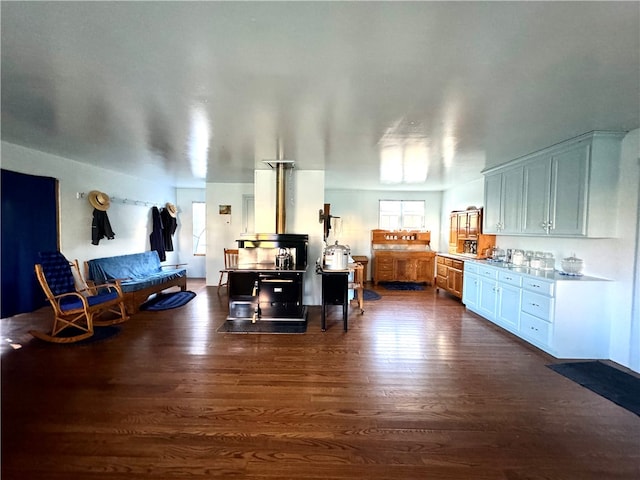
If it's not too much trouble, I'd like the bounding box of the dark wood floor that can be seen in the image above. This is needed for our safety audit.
[2,279,639,479]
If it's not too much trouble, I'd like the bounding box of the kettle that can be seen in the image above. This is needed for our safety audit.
[324,241,350,270]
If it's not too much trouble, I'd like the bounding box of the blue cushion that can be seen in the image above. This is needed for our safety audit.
[87,251,185,293]
[88,251,163,284]
[59,291,119,312]
[118,269,186,293]
[39,251,76,296]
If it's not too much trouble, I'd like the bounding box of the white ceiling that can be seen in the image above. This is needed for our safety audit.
[2,1,639,190]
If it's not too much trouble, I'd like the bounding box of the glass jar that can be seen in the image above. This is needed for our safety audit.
[512,249,525,266]
[530,252,543,270]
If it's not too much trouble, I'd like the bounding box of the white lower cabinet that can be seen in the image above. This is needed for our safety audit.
[478,278,498,320]
[496,270,523,333]
[519,278,554,352]
[519,312,551,346]
[462,260,611,359]
[462,263,479,310]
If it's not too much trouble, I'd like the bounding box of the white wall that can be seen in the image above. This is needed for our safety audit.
[176,188,206,278]
[205,182,254,285]
[1,141,178,268]
[290,170,325,305]
[324,189,443,280]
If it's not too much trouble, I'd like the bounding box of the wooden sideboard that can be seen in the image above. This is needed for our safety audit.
[371,230,435,286]
[436,254,464,299]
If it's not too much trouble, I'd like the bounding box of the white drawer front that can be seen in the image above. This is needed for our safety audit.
[520,312,551,347]
[498,270,522,287]
[522,291,553,322]
[464,262,479,274]
[522,278,554,296]
[478,266,498,279]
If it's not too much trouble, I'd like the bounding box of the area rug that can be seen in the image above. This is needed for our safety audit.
[33,325,121,346]
[140,291,196,311]
[217,320,307,334]
[363,289,381,300]
[379,282,425,291]
[547,361,640,416]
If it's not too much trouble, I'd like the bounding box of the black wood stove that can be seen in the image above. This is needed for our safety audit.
[227,233,309,322]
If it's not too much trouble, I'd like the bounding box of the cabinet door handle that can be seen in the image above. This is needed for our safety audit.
[530,302,540,308]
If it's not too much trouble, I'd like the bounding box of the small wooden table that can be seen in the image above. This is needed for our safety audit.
[351,255,368,282]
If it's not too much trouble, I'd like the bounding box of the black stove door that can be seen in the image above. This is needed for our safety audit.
[258,272,303,317]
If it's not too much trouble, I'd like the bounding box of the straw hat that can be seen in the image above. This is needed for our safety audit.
[88,190,111,211]
[166,202,178,218]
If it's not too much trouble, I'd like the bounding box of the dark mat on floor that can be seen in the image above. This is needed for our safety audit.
[363,289,381,300]
[217,320,307,334]
[379,282,425,291]
[33,325,121,346]
[547,361,640,416]
[140,291,196,311]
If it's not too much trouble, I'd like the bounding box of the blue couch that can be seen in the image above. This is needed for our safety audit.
[86,251,187,313]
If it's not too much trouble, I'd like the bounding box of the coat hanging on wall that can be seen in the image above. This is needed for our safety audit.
[150,206,166,261]
[160,203,178,252]
[89,190,115,245]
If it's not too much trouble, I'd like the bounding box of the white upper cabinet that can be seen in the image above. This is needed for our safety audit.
[483,166,523,234]
[483,131,624,237]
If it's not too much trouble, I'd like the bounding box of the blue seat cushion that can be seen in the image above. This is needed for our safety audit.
[118,269,186,293]
[59,291,119,312]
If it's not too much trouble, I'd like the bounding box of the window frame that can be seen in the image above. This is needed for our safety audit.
[378,200,425,230]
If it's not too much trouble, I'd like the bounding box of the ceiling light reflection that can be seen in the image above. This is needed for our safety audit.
[380,145,403,183]
[188,106,210,179]
[379,142,428,184]
[403,142,428,183]
[442,136,457,167]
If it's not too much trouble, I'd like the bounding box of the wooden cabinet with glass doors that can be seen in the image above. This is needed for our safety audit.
[448,208,495,256]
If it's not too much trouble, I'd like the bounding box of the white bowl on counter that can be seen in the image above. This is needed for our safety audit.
[561,255,584,275]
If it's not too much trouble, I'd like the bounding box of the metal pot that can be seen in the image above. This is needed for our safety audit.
[275,248,293,269]
[324,241,350,270]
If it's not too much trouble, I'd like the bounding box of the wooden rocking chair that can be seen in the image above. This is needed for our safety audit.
[30,251,129,343]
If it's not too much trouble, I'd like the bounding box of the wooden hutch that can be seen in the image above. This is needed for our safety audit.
[371,230,435,286]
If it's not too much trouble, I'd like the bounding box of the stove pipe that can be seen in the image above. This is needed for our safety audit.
[264,141,294,235]
[276,160,286,234]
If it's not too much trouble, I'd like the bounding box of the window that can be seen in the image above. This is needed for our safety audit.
[192,202,206,255]
[379,200,425,230]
